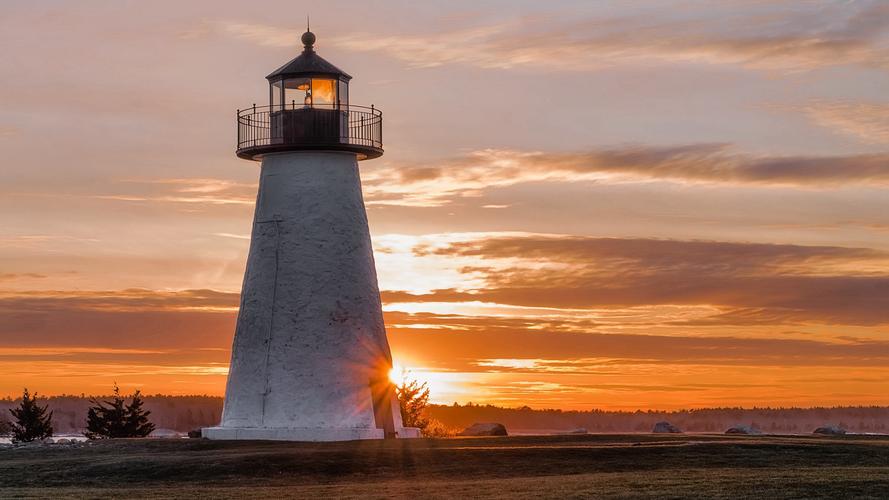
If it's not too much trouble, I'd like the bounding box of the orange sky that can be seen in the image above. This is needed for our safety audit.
[1,1,888,409]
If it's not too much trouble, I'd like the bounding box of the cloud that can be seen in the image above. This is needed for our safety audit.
[0,126,20,138]
[362,146,889,206]
[0,273,47,282]
[2,284,888,403]
[791,100,889,145]
[0,289,240,314]
[215,21,300,48]
[0,289,239,350]
[213,232,251,240]
[101,178,257,206]
[2,287,887,372]
[430,236,887,272]
[387,235,889,325]
[389,329,889,369]
[25,146,887,210]
[215,3,889,73]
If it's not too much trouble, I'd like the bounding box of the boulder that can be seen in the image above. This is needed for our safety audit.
[725,425,762,435]
[813,425,847,435]
[150,428,181,438]
[652,421,682,433]
[457,422,508,437]
[555,428,588,435]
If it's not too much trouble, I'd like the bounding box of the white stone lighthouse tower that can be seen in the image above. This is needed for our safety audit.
[203,29,417,441]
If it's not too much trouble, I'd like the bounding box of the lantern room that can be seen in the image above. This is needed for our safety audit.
[267,31,350,110]
[235,29,383,161]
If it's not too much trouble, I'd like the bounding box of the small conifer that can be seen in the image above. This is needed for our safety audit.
[85,384,155,439]
[9,388,54,443]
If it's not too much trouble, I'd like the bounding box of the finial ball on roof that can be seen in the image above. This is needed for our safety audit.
[302,31,316,48]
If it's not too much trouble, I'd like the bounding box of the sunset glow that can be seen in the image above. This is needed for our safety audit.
[2,1,888,410]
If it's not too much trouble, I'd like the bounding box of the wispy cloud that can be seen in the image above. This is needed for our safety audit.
[97,178,257,206]
[792,100,889,145]
[55,145,889,211]
[0,289,240,314]
[212,232,250,240]
[389,321,889,370]
[0,272,47,282]
[0,289,239,351]
[0,126,20,138]
[388,234,889,326]
[214,21,300,47]
[363,146,889,206]
[215,3,889,73]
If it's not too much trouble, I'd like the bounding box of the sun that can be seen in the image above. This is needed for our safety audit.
[388,362,404,385]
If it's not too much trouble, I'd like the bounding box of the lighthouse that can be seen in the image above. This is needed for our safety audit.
[203,28,418,441]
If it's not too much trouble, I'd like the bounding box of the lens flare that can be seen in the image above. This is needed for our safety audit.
[389,362,403,385]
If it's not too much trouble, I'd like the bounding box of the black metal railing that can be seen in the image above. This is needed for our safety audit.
[237,103,382,157]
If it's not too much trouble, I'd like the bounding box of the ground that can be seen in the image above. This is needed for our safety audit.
[1,434,888,498]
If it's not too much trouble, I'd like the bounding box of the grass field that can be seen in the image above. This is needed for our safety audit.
[2,434,888,498]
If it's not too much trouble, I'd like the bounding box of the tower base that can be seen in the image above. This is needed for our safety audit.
[201,426,421,441]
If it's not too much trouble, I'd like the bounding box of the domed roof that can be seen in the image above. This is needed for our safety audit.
[266,30,352,81]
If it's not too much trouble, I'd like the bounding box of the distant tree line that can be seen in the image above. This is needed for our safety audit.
[3,389,888,439]
[426,403,889,434]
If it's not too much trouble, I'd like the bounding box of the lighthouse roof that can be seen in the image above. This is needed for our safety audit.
[266,30,352,81]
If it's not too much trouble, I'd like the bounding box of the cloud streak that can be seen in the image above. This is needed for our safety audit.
[793,100,889,145]
[216,3,889,73]
[30,146,887,210]
[391,235,889,325]
[363,146,889,206]
[2,288,887,368]
[105,178,257,206]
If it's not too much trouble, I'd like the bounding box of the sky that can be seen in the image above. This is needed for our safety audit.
[1,0,888,410]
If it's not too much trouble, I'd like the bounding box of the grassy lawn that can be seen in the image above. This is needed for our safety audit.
[1,434,888,498]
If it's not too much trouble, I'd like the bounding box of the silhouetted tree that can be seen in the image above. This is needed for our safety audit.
[85,385,126,439]
[85,384,154,439]
[395,375,443,436]
[9,388,53,443]
[124,390,155,437]
[396,377,430,430]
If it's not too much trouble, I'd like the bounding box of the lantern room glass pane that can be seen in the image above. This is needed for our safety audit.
[283,78,311,108]
[312,78,336,107]
[337,80,349,108]
[270,80,283,109]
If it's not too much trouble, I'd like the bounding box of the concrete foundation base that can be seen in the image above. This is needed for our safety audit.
[202,426,422,441]
[398,427,422,438]
[202,426,383,441]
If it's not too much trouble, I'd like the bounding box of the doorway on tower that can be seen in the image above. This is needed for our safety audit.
[369,375,397,438]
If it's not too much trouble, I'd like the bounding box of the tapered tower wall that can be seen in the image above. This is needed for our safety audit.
[204,151,412,441]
